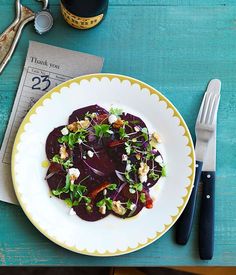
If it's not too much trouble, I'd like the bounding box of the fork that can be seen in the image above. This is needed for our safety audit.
[176,88,220,245]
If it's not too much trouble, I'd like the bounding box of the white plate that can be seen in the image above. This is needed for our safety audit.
[12,74,195,256]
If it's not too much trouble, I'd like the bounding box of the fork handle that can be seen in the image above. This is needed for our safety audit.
[199,171,215,260]
[176,160,203,245]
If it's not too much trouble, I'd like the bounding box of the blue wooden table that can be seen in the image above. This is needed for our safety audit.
[0,0,236,266]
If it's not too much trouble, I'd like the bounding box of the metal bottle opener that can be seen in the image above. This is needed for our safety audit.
[0,0,51,74]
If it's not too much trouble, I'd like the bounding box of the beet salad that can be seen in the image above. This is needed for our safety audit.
[45,104,166,221]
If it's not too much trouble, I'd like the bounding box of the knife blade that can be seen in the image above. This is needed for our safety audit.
[199,79,221,260]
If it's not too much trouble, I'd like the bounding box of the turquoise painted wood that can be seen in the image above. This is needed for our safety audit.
[0,0,236,266]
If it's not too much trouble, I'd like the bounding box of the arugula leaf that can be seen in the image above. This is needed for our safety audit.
[107,184,117,190]
[140,193,146,203]
[109,107,123,116]
[161,165,167,177]
[94,124,111,138]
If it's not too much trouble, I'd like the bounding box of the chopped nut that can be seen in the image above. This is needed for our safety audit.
[113,119,124,129]
[138,162,150,176]
[135,153,141,160]
[112,201,127,216]
[77,118,90,129]
[67,122,78,132]
[59,144,68,160]
[150,132,161,148]
[67,119,90,132]
[99,204,106,215]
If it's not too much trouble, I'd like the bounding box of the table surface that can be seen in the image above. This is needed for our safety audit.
[0,0,236,267]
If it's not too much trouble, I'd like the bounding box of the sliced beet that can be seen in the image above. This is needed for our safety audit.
[69,104,108,124]
[46,126,65,160]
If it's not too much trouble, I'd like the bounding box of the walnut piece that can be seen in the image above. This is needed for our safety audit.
[112,201,126,216]
[113,119,124,129]
[59,144,68,160]
[138,162,150,176]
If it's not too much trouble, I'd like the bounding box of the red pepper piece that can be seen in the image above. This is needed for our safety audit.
[88,182,111,200]
[96,114,109,124]
[108,140,125,148]
[143,190,153,209]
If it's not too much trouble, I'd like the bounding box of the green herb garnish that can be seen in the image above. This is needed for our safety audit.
[94,124,111,138]
[161,165,167,177]
[119,127,129,139]
[107,184,117,190]
[51,155,73,169]
[140,193,146,203]
[96,197,113,210]
[109,107,123,117]
[149,170,160,181]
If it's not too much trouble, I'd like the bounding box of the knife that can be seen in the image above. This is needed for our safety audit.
[199,80,221,260]
[176,79,221,246]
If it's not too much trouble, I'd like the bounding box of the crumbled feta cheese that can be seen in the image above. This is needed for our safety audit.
[108,114,118,124]
[87,150,94,158]
[139,174,148,183]
[103,189,107,196]
[134,126,140,132]
[126,163,132,171]
[68,168,80,183]
[99,204,106,215]
[106,130,114,134]
[122,154,128,161]
[112,201,126,216]
[78,138,83,144]
[154,155,163,164]
[69,208,76,216]
[61,127,69,135]
[83,156,87,159]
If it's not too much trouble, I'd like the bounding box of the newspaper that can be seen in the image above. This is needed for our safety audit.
[0,41,104,204]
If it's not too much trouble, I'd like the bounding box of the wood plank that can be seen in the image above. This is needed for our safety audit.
[0,1,236,266]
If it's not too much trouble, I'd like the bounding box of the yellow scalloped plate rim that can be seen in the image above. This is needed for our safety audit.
[11,73,195,256]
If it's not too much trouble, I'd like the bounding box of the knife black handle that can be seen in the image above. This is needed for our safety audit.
[176,160,203,245]
[199,171,215,260]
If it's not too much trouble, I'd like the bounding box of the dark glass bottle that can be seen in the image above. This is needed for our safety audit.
[61,0,109,29]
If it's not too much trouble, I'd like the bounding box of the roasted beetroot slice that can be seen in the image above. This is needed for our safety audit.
[69,104,108,124]
[111,185,144,219]
[46,169,66,192]
[121,113,147,134]
[73,193,111,222]
[46,126,65,160]
[144,152,163,188]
